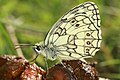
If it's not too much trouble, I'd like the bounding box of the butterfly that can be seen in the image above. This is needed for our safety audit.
[33,1,102,61]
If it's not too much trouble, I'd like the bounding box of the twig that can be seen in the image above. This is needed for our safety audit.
[5,23,25,58]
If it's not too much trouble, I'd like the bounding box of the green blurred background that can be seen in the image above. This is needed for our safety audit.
[0,0,120,79]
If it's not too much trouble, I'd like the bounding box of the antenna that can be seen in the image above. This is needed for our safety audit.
[15,44,34,49]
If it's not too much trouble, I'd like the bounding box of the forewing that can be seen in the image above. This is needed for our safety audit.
[44,2,102,59]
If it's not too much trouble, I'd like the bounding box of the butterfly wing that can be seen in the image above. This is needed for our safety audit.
[44,2,102,60]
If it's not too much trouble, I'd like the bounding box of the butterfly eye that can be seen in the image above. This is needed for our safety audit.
[35,45,40,51]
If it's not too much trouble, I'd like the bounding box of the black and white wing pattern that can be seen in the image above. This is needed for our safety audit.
[44,2,102,60]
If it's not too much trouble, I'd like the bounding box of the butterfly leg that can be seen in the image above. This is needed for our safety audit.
[57,56,66,68]
[29,53,39,62]
[44,57,48,71]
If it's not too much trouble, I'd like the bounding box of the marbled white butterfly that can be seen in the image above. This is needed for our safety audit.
[33,1,102,61]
